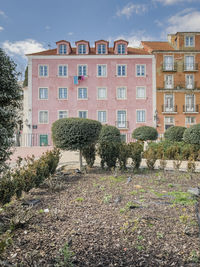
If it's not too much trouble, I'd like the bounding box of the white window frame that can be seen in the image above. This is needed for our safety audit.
[116,87,127,100]
[38,87,48,100]
[97,110,107,123]
[185,55,195,71]
[185,94,195,112]
[38,65,48,77]
[38,110,49,124]
[185,116,196,126]
[163,55,174,71]
[116,110,127,128]
[78,87,88,100]
[77,64,87,76]
[116,64,127,77]
[164,116,174,131]
[97,44,106,54]
[185,74,194,89]
[185,35,195,47]
[58,64,68,77]
[117,44,125,54]
[97,87,107,100]
[164,93,174,112]
[59,44,67,54]
[58,110,68,119]
[78,44,86,54]
[97,64,107,77]
[78,110,88,118]
[136,109,146,123]
[164,75,173,89]
[58,87,68,100]
[136,86,146,99]
[136,64,146,77]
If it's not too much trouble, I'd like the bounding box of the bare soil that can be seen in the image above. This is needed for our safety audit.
[1,168,200,266]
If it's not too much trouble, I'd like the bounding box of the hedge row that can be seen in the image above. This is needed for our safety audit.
[0,148,60,205]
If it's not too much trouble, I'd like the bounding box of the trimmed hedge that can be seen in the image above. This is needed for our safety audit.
[128,142,143,169]
[132,126,158,141]
[183,124,200,145]
[164,126,186,142]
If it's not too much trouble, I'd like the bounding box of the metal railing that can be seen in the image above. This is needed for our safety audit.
[183,105,199,113]
[162,63,177,71]
[13,133,52,147]
[115,121,129,129]
[162,105,177,113]
[184,63,198,71]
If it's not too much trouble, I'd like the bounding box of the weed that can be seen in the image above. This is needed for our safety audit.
[179,214,189,224]
[139,189,146,193]
[168,183,174,188]
[136,244,144,251]
[120,208,126,214]
[137,235,144,240]
[74,197,84,202]
[103,194,112,203]
[55,243,74,267]
[156,232,164,239]
[189,250,200,263]
[129,190,138,195]
[168,191,196,206]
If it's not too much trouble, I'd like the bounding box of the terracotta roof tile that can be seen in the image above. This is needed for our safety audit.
[141,41,174,51]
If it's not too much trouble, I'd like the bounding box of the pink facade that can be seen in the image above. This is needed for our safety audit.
[26,40,156,145]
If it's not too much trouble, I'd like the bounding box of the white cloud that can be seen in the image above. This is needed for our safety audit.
[0,26,4,32]
[45,25,51,31]
[116,3,147,19]
[0,10,7,18]
[2,39,46,58]
[68,32,74,36]
[165,8,200,34]
[154,0,194,5]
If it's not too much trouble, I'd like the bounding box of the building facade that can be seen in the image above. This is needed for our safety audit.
[24,39,156,146]
[142,32,200,134]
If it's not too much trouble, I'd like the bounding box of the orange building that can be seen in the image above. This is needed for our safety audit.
[142,32,200,135]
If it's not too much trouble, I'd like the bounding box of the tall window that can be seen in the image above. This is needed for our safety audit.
[97,65,107,77]
[136,87,146,99]
[117,110,127,128]
[97,44,106,54]
[58,65,67,77]
[117,65,126,76]
[78,88,87,99]
[39,65,48,77]
[164,94,174,112]
[79,111,87,118]
[97,87,107,100]
[136,110,146,123]
[39,111,48,124]
[136,65,145,76]
[59,44,67,54]
[98,111,107,123]
[39,88,48,99]
[117,44,125,54]
[165,75,173,89]
[78,44,86,54]
[117,87,126,99]
[164,116,174,130]
[78,65,87,76]
[58,110,68,119]
[164,56,173,71]
[185,94,195,112]
[185,36,194,47]
[58,88,67,99]
[185,56,194,70]
[186,74,194,89]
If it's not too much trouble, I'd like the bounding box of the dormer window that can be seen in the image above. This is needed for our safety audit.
[59,44,67,54]
[118,44,125,54]
[185,36,194,47]
[98,44,106,54]
[78,44,86,54]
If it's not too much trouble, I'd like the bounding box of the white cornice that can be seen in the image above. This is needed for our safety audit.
[27,55,154,60]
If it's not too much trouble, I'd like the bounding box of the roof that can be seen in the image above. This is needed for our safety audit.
[141,41,174,51]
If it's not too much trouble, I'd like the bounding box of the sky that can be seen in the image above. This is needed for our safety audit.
[1,0,200,78]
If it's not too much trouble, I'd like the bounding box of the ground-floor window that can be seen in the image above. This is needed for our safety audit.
[164,116,174,130]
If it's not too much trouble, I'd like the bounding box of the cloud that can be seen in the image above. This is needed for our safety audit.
[154,0,194,5]
[116,3,147,19]
[2,39,46,58]
[0,10,7,18]
[165,8,200,34]
[45,25,51,31]
[68,32,74,36]
[0,26,4,32]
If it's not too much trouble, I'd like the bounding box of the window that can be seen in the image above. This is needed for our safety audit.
[39,88,48,99]
[185,94,195,112]
[117,65,126,76]
[117,87,126,99]
[186,116,196,125]
[98,111,107,123]
[78,44,86,54]
[186,74,194,89]
[136,65,145,76]
[185,56,195,71]
[97,44,106,54]
[164,56,173,71]
[185,36,194,47]
[97,65,107,77]
[164,116,174,130]
[58,110,68,119]
[165,75,173,89]
[78,65,87,76]
[78,88,87,99]
[58,88,67,99]
[59,44,67,54]
[164,94,174,112]
[58,65,67,77]
[117,44,125,54]
[136,110,146,123]
[79,111,87,118]
[136,87,146,99]
[97,87,107,100]
[39,111,48,124]
[117,110,127,128]
[39,65,48,77]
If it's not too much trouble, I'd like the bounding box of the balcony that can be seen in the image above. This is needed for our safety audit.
[115,121,129,129]
[162,63,177,72]
[183,63,198,72]
[159,81,198,91]
[162,105,177,113]
[183,105,199,113]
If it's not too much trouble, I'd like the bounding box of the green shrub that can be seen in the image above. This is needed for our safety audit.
[183,124,200,145]
[0,173,15,205]
[164,126,186,142]
[143,146,157,170]
[98,125,121,169]
[166,144,181,160]
[128,142,143,170]
[118,142,130,170]
[132,126,158,141]
[82,144,96,168]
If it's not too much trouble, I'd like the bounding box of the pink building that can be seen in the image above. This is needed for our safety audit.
[24,39,156,146]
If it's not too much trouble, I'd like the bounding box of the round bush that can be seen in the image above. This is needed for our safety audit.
[132,126,158,141]
[164,126,186,142]
[183,124,200,145]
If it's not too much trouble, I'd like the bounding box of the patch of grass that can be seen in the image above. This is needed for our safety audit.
[103,194,112,203]
[179,214,189,224]
[168,183,174,188]
[136,244,144,251]
[109,175,126,183]
[189,250,200,263]
[139,189,146,193]
[74,197,84,202]
[168,191,196,206]
[156,232,164,239]
[137,235,144,241]
[129,190,138,196]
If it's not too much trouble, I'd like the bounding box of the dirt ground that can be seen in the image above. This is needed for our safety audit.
[1,167,200,267]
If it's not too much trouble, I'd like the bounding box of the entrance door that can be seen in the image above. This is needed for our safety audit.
[40,134,48,146]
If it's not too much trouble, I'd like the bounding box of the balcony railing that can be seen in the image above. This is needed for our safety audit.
[183,105,199,113]
[162,105,177,113]
[161,81,198,90]
[184,63,198,71]
[162,63,177,72]
[115,121,129,129]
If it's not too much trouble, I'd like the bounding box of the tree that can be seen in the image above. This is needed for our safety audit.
[0,48,22,173]
[52,118,102,168]
[132,126,158,141]
[164,126,186,142]
[23,66,28,87]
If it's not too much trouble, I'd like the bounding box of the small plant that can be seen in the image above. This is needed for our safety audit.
[103,194,112,203]
[187,155,196,173]
[156,232,164,239]
[74,197,84,202]
[128,142,143,170]
[118,142,130,170]
[179,214,189,224]
[188,250,200,263]
[55,243,74,267]
[144,147,157,170]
